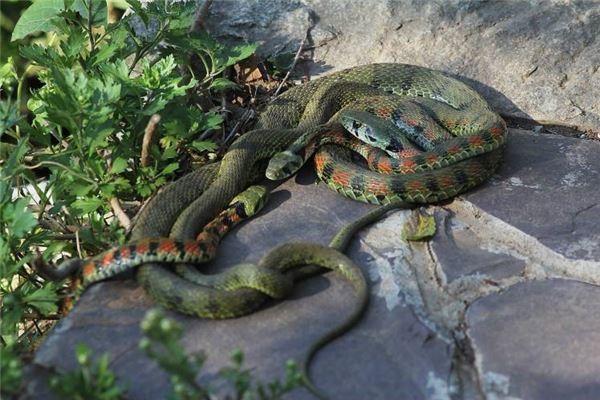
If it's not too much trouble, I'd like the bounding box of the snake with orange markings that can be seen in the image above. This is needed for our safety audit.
[37,63,506,399]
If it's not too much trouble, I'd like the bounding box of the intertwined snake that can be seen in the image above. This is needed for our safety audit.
[38,63,506,398]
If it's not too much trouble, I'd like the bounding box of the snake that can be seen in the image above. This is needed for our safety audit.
[37,63,506,398]
[133,63,505,317]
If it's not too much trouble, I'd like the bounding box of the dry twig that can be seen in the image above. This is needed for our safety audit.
[272,12,317,98]
[110,197,131,230]
[141,114,161,167]
[223,109,256,145]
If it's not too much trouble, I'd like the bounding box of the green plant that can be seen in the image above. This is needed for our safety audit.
[0,344,24,398]
[139,308,304,400]
[1,1,306,397]
[1,0,255,351]
[48,343,126,400]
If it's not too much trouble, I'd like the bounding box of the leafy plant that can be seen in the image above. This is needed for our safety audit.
[1,0,256,351]
[48,343,126,400]
[0,344,24,398]
[139,308,304,400]
[0,1,303,397]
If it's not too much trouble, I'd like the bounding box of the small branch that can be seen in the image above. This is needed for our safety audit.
[110,197,132,231]
[223,109,255,145]
[47,234,77,241]
[24,161,97,185]
[23,312,61,321]
[272,22,314,98]
[141,114,161,167]
[75,230,82,259]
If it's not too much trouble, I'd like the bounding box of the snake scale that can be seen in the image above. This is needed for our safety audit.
[38,63,506,398]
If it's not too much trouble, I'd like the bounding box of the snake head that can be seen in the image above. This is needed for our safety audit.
[265,151,304,181]
[230,185,269,217]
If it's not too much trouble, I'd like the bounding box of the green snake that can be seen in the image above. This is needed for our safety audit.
[37,63,506,398]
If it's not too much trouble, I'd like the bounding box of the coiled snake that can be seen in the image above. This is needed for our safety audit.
[38,63,506,398]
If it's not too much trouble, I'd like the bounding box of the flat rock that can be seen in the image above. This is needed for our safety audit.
[28,129,600,399]
[207,0,600,133]
[468,280,600,400]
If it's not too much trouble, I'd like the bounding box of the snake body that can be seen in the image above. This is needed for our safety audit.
[38,63,506,399]
[134,63,505,317]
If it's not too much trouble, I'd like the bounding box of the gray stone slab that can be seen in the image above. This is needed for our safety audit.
[430,209,526,282]
[28,168,451,399]
[28,128,600,400]
[467,279,600,400]
[465,130,600,260]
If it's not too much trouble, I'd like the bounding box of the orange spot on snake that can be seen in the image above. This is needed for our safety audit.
[120,247,131,259]
[158,240,177,253]
[490,126,504,137]
[136,241,149,255]
[407,180,425,191]
[101,251,114,266]
[82,262,97,277]
[332,170,351,186]
[447,145,462,154]
[401,159,417,173]
[426,153,439,163]
[367,179,388,193]
[468,136,485,146]
[378,157,393,174]
[184,241,200,255]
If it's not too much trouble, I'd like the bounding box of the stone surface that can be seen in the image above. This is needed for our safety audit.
[28,129,600,399]
[206,0,600,133]
[468,280,600,400]
[464,131,600,260]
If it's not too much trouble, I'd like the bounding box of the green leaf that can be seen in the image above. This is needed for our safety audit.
[70,182,95,196]
[191,140,218,153]
[0,99,22,134]
[160,162,179,176]
[208,77,238,92]
[70,0,108,26]
[402,211,437,241]
[11,0,64,41]
[19,45,61,68]
[23,284,59,315]
[202,112,224,130]
[4,198,37,238]
[72,197,103,213]
[219,43,258,69]
[110,157,128,174]
[0,57,18,88]
[0,139,29,203]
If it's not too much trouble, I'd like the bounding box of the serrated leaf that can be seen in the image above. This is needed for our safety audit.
[11,0,64,41]
[19,44,61,67]
[5,198,37,238]
[202,112,224,130]
[110,157,128,174]
[402,211,437,241]
[208,77,239,92]
[72,197,104,213]
[23,284,59,315]
[70,0,108,26]
[0,99,22,134]
[160,162,179,176]
[70,182,95,196]
[220,43,257,69]
[0,57,18,88]
[191,140,218,153]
